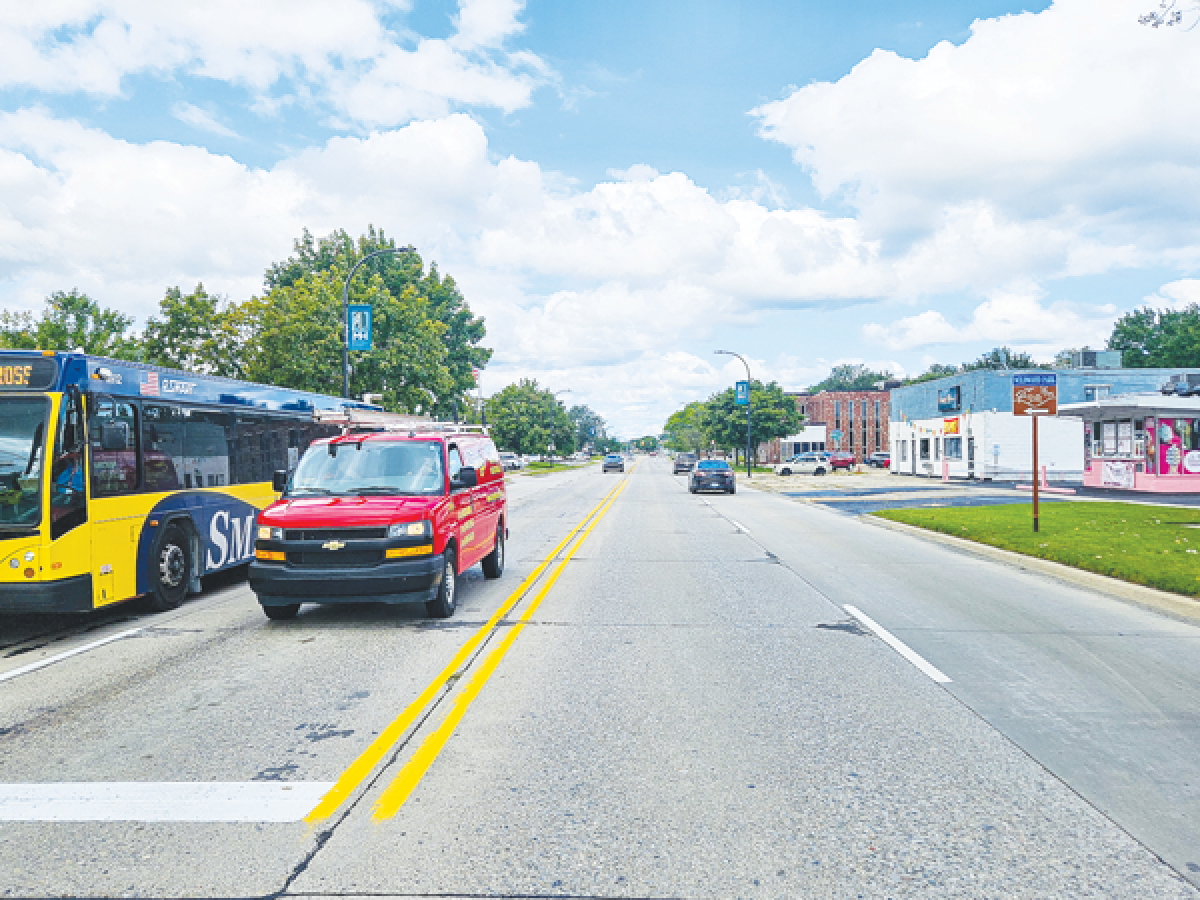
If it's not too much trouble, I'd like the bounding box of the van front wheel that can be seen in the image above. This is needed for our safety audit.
[427,548,457,618]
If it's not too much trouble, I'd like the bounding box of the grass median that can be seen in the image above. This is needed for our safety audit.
[522,460,592,476]
[875,501,1200,597]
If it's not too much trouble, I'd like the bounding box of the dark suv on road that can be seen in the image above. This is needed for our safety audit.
[689,459,735,494]
[673,452,697,474]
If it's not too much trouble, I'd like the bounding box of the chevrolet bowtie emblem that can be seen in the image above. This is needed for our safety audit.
[322,540,346,551]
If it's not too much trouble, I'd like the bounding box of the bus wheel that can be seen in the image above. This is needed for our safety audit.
[426,547,456,618]
[147,524,190,612]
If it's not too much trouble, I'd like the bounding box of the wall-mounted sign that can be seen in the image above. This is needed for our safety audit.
[943,417,959,435]
[348,305,373,351]
[1013,373,1057,416]
[937,385,961,412]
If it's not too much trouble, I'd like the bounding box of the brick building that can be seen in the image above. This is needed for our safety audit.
[764,389,892,464]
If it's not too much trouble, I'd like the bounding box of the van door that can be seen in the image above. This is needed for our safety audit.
[446,443,478,570]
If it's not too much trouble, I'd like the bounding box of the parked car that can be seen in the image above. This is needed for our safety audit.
[866,452,891,468]
[499,451,522,471]
[673,452,697,474]
[773,453,827,476]
[829,451,857,471]
[249,427,507,621]
[689,459,735,494]
[602,453,625,473]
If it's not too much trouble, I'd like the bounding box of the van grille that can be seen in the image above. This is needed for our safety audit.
[287,550,382,568]
[284,527,387,541]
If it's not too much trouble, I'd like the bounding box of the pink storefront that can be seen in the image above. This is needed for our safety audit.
[1061,394,1200,492]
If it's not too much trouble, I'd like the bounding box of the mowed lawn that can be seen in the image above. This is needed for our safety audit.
[875,501,1200,597]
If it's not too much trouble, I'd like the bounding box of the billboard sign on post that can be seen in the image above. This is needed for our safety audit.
[348,305,372,351]
[735,380,749,405]
[1012,373,1057,416]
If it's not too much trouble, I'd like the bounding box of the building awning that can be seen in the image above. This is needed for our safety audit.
[1059,393,1200,419]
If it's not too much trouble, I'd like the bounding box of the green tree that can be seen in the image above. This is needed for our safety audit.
[663,401,708,453]
[234,269,452,412]
[264,227,491,415]
[904,363,959,385]
[1107,305,1200,367]
[568,404,608,450]
[0,310,37,349]
[961,346,1046,370]
[809,363,893,392]
[30,289,138,358]
[141,284,242,375]
[700,380,802,463]
[485,379,574,456]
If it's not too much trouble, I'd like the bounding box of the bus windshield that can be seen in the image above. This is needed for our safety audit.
[290,439,445,496]
[0,396,49,529]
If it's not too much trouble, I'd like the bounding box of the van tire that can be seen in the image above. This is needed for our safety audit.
[427,547,457,618]
[482,522,504,579]
[145,524,190,612]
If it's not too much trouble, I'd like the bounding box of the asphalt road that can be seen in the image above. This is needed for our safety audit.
[1,458,1198,898]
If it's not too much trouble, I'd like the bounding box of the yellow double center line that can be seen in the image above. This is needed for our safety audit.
[305,469,632,825]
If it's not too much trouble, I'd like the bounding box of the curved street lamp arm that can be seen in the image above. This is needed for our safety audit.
[341,245,416,399]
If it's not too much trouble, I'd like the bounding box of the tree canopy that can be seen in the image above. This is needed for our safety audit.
[2,227,492,416]
[1107,305,1200,367]
[809,363,893,392]
[485,379,575,456]
[663,381,801,460]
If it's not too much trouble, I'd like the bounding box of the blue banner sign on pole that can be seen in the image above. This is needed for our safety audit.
[348,305,373,351]
[735,380,749,405]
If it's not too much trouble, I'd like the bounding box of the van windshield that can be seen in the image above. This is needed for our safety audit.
[289,440,445,496]
[0,397,49,529]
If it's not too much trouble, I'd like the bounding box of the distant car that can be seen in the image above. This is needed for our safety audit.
[499,451,522,471]
[602,454,625,473]
[773,453,827,476]
[866,452,891,468]
[829,451,856,471]
[689,459,735,494]
[673,452,697,474]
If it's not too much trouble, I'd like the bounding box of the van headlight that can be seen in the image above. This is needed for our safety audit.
[257,526,283,541]
[389,520,432,539]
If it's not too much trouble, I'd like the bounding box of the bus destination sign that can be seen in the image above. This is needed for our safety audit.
[0,356,59,391]
[1012,373,1057,416]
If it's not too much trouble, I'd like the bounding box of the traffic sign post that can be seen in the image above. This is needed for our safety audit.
[1013,375,1057,532]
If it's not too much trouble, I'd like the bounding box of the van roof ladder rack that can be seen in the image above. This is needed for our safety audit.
[314,408,490,435]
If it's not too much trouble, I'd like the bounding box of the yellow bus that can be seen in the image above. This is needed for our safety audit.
[0,351,369,613]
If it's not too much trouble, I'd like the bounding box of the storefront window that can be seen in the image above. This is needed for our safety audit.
[919,438,930,460]
[945,437,963,459]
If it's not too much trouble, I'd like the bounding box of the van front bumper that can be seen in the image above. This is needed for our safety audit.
[248,554,444,606]
[0,575,93,613]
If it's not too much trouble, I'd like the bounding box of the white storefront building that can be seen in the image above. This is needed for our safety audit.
[889,411,1084,483]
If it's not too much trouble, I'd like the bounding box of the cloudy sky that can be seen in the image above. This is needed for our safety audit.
[2,0,1198,436]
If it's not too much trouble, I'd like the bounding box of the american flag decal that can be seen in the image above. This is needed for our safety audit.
[141,372,159,396]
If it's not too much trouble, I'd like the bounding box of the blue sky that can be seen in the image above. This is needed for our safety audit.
[1,0,1197,436]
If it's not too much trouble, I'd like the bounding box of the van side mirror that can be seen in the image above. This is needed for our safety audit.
[452,466,478,489]
[273,470,289,493]
[101,422,129,451]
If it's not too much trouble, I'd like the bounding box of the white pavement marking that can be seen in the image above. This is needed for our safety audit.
[729,519,750,534]
[843,605,952,684]
[0,627,142,685]
[0,783,335,822]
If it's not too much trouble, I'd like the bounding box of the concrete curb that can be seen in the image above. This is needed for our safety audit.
[863,513,1200,627]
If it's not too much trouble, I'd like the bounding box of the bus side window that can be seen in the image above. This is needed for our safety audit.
[89,398,140,497]
[142,404,185,491]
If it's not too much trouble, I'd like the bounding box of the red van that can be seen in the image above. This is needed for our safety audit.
[248,426,506,620]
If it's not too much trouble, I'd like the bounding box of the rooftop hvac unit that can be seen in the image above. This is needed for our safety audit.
[1070,350,1121,369]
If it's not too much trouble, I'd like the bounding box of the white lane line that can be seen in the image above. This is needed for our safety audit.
[729,519,750,534]
[843,605,952,684]
[0,627,142,685]
[0,782,335,822]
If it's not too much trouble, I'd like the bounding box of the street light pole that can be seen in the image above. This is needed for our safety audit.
[341,245,415,399]
[715,350,753,479]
